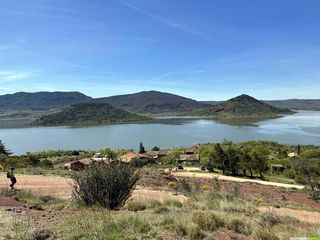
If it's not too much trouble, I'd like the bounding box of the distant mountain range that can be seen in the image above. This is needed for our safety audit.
[92,90,209,114]
[0,90,318,125]
[196,94,293,119]
[204,99,320,111]
[0,91,91,110]
[34,103,150,126]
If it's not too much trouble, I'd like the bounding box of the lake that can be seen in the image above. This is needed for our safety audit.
[0,111,320,155]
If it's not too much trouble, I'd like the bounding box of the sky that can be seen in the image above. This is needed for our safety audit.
[0,0,320,100]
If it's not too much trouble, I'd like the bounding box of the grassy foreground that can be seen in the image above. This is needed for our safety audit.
[1,184,319,240]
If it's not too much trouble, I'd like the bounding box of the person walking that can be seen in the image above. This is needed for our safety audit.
[7,167,17,189]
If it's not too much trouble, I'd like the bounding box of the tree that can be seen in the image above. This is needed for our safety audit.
[0,140,11,157]
[224,146,241,176]
[250,146,269,178]
[139,142,146,154]
[209,143,227,173]
[293,158,320,200]
[151,146,160,151]
[297,144,301,155]
[239,146,254,177]
[26,154,40,167]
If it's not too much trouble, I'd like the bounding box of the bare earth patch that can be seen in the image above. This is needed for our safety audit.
[259,206,320,225]
[0,174,186,203]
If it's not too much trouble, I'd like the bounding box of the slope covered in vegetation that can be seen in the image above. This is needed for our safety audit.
[34,103,151,126]
[195,94,293,119]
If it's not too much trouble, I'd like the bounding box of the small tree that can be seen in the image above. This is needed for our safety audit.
[250,146,269,179]
[151,146,160,151]
[293,158,320,200]
[139,142,146,154]
[0,140,11,157]
[71,162,139,209]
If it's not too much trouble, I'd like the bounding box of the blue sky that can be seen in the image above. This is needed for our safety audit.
[0,0,320,100]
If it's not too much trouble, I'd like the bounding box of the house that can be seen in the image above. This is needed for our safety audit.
[185,148,195,155]
[271,164,285,173]
[119,152,137,163]
[119,152,150,163]
[70,158,92,171]
[179,154,200,165]
[288,152,299,158]
[145,150,169,159]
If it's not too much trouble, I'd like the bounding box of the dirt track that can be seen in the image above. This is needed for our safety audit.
[0,174,187,202]
[259,206,320,225]
[172,170,304,189]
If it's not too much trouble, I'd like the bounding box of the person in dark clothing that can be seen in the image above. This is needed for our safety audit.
[8,167,17,189]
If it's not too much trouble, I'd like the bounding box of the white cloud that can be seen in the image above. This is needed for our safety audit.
[118,1,204,38]
[0,71,40,82]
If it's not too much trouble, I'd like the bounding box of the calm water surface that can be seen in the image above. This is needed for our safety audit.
[0,111,319,155]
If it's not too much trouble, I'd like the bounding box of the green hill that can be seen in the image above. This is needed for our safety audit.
[93,90,209,114]
[34,103,151,126]
[195,94,294,119]
[0,91,92,110]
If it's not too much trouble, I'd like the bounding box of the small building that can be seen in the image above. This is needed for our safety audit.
[70,158,92,171]
[119,152,137,163]
[288,152,299,158]
[185,149,195,155]
[179,154,200,165]
[145,150,169,159]
[270,164,285,174]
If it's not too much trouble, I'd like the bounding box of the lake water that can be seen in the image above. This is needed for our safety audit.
[0,111,320,155]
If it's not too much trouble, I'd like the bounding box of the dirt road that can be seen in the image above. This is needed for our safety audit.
[172,170,304,189]
[0,174,186,202]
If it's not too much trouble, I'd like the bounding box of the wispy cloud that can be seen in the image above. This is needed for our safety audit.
[118,1,204,38]
[0,71,40,82]
[150,72,174,82]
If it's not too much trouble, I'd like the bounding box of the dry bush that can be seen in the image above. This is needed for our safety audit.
[71,162,139,209]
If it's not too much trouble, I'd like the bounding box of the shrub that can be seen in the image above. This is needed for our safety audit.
[130,157,155,168]
[200,184,210,191]
[39,159,53,168]
[187,224,204,240]
[254,228,279,240]
[127,202,146,211]
[30,228,52,240]
[260,212,282,226]
[177,179,192,195]
[227,218,252,235]
[167,182,177,188]
[71,162,139,210]
[163,200,183,208]
[283,168,295,179]
[146,200,162,208]
[174,223,187,236]
[153,206,170,214]
[192,212,225,231]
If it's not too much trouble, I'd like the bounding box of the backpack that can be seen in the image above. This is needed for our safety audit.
[6,171,11,178]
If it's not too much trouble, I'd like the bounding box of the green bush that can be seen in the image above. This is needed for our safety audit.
[260,212,282,226]
[192,212,225,231]
[71,162,139,209]
[39,159,53,168]
[163,200,183,208]
[130,157,155,168]
[283,168,295,179]
[254,228,279,240]
[227,218,252,235]
[153,206,170,214]
[188,224,204,240]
